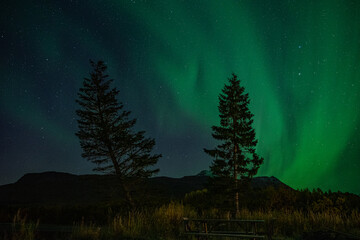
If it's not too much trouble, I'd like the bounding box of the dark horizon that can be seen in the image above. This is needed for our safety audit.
[1,0,359,194]
[1,170,358,197]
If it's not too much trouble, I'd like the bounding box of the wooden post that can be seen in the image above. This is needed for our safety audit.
[183,218,189,232]
[267,218,275,240]
[252,222,257,240]
[203,220,208,240]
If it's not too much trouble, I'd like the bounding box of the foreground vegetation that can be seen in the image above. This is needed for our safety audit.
[2,200,360,240]
[1,184,360,239]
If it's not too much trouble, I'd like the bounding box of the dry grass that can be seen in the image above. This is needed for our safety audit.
[107,201,197,239]
[4,209,39,240]
[6,204,360,240]
[233,208,360,238]
[71,218,101,240]
[69,202,196,239]
[69,203,360,239]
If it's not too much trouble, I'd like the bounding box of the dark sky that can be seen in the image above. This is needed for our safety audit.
[1,0,360,194]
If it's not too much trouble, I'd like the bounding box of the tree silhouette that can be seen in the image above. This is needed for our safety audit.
[204,73,263,215]
[75,60,161,207]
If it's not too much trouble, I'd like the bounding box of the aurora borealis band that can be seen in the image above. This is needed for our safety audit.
[0,0,359,193]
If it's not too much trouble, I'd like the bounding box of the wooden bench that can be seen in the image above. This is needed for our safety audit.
[182,218,274,240]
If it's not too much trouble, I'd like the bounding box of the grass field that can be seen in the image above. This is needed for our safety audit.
[3,202,360,240]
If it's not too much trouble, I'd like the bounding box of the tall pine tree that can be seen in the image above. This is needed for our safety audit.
[76,60,161,207]
[204,73,263,215]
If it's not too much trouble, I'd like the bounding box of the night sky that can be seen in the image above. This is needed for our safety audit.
[1,0,359,194]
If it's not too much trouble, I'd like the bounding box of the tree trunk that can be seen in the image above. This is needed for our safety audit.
[120,178,135,210]
[235,186,239,216]
[234,145,239,217]
[106,143,135,210]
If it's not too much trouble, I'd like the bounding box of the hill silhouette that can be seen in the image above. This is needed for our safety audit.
[0,171,290,206]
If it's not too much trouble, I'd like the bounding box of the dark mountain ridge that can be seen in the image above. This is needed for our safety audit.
[0,171,290,206]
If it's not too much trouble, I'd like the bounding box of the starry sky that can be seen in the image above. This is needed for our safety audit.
[0,0,359,194]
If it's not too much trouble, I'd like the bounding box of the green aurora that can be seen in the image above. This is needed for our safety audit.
[118,1,360,191]
[0,0,359,193]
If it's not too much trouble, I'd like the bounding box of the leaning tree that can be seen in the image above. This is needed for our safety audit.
[204,73,263,215]
[75,60,161,207]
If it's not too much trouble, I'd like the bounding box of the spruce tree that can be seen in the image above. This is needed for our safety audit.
[204,73,263,215]
[75,60,161,206]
